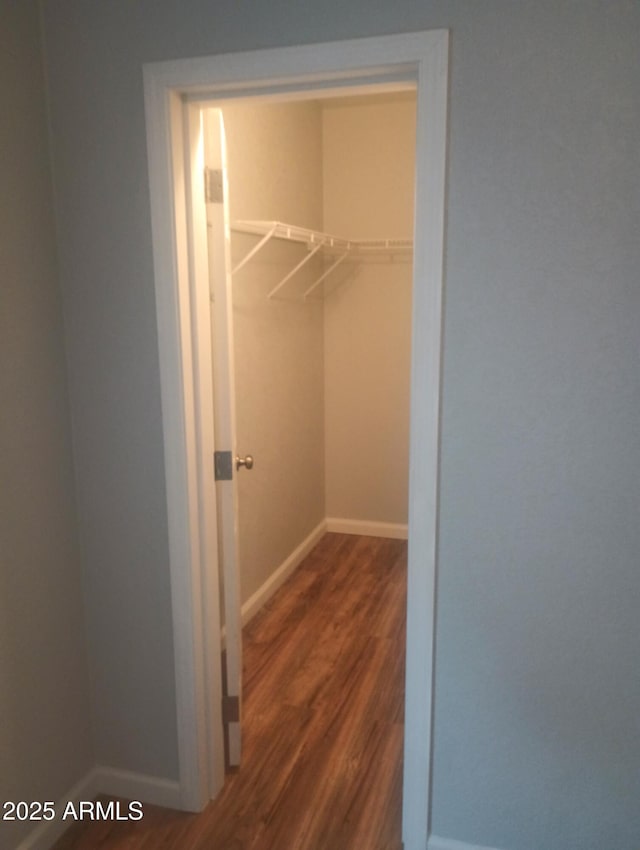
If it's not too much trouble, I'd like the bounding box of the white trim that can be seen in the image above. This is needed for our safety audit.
[16,767,182,850]
[236,517,406,632]
[143,82,211,812]
[143,29,449,850]
[145,32,437,94]
[16,770,98,850]
[92,766,182,810]
[240,521,327,624]
[402,29,449,850]
[326,517,408,539]
[428,836,506,850]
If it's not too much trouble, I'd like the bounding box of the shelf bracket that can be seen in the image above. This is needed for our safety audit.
[303,252,349,300]
[231,222,278,275]
[268,240,325,299]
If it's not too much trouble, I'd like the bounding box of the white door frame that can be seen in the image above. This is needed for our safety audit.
[143,30,448,850]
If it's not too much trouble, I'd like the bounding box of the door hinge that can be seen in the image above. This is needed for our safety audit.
[214,450,233,481]
[204,167,224,203]
[222,695,240,724]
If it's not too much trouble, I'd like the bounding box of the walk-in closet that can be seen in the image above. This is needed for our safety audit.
[195,89,417,846]
[207,90,416,612]
[50,88,419,850]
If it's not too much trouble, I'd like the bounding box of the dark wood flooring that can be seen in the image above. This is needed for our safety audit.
[53,533,407,850]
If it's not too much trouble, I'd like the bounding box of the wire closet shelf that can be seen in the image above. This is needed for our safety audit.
[230,220,413,300]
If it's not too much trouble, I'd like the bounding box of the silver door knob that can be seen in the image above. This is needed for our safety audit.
[235,454,254,471]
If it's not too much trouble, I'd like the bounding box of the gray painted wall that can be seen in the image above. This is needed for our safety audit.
[0,2,93,846]
[39,2,640,848]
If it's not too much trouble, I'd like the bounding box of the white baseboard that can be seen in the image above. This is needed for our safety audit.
[428,836,506,850]
[241,519,327,624]
[16,769,98,850]
[92,765,181,809]
[240,516,407,627]
[16,766,182,850]
[326,517,408,539]
[17,516,407,850]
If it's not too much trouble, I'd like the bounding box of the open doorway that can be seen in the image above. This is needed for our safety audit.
[201,91,415,843]
[143,30,448,850]
[216,91,415,607]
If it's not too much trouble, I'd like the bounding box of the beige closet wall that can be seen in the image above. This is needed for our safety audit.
[221,102,325,604]
[221,94,415,609]
[322,96,416,526]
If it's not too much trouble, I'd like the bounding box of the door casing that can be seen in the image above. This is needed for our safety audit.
[143,29,449,850]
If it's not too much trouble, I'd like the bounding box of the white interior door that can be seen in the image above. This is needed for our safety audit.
[203,107,243,768]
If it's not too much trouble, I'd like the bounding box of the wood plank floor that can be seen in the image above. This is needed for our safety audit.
[53,533,407,850]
